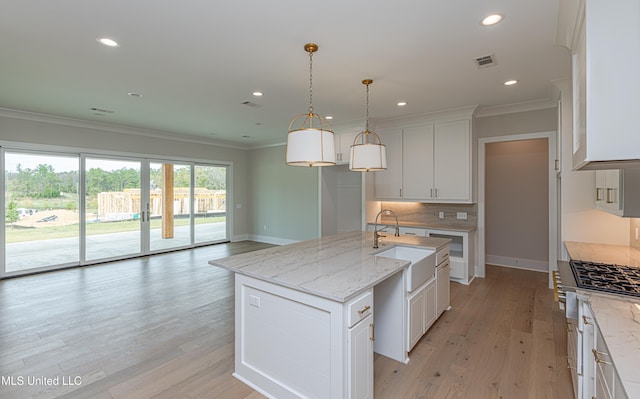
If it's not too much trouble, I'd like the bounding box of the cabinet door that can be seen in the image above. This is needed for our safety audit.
[402,125,434,200]
[424,279,437,331]
[436,260,450,317]
[374,129,403,199]
[337,130,360,164]
[433,120,471,202]
[604,170,621,212]
[348,314,374,399]
[407,289,424,351]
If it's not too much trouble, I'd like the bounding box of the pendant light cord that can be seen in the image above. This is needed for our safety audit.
[308,50,313,115]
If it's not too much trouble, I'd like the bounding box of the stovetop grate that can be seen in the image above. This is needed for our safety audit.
[570,260,640,297]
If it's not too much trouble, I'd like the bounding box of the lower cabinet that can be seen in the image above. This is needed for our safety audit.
[436,258,450,317]
[348,313,374,399]
[407,277,437,351]
[577,297,629,399]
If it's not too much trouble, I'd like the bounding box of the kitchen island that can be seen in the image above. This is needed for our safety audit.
[209,231,449,399]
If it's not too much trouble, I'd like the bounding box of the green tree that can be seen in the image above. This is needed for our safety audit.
[6,201,19,225]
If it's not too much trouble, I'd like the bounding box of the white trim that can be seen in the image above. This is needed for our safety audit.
[475,99,558,118]
[375,105,478,130]
[248,234,298,246]
[477,131,558,287]
[0,107,248,150]
[485,255,549,273]
[232,234,249,242]
[0,148,4,278]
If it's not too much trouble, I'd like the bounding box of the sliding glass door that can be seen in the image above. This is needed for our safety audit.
[85,157,143,261]
[4,151,80,273]
[2,149,229,276]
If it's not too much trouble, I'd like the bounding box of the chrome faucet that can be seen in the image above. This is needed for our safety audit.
[373,209,400,248]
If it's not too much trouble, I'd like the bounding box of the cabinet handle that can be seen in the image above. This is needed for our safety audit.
[370,322,375,342]
[595,188,604,201]
[606,188,614,204]
[405,232,416,236]
[592,349,611,365]
[358,305,371,315]
[583,315,591,325]
[434,188,438,198]
[430,188,433,198]
[400,188,402,197]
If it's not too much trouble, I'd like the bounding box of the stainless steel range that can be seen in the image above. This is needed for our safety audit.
[569,260,640,297]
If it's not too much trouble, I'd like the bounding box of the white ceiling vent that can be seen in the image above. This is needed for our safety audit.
[241,101,262,108]
[474,54,497,69]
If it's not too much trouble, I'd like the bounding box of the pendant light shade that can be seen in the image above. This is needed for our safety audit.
[349,79,387,172]
[286,43,336,167]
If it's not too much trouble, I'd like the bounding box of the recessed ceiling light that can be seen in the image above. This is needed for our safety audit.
[481,14,504,26]
[97,37,119,47]
[397,102,407,107]
[325,115,333,120]
[252,91,263,97]
[504,80,518,86]
[128,92,143,98]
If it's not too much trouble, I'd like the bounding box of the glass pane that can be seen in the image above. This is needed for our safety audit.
[194,165,227,243]
[85,158,142,261]
[4,152,80,272]
[150,162,192,251]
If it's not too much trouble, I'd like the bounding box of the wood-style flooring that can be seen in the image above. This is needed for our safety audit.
[0,242,573,399]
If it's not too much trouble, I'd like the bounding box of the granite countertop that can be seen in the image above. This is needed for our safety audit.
[564,241,640,267]
[582,292,640,398]
[209,231,450,303]
[369,220,476,233]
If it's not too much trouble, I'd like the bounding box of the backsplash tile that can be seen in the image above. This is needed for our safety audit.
[378,202,477,229]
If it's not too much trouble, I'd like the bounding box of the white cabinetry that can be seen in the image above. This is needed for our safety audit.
[428,229,475,285]
[373,129,403,199]
[406,276,437,351]
[576,297,629,399]
[234,275,374,399]
[347,313,374,399]
[569,0,640,169]
[374,119,472,203]
[335,130,360,164]
[594,169,640,217]
[436,250,450,317]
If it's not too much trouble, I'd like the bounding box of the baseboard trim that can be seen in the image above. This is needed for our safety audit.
[486,254,548,273]
[248,234,299,246]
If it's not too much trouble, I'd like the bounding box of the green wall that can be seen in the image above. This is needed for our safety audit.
[248,145,319,242]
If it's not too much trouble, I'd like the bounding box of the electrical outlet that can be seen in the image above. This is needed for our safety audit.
[457,212,467,220]
[263,225,267,231]
[438,211,445,219]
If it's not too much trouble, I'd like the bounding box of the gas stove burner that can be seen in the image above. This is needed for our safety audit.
[570,260,640,297]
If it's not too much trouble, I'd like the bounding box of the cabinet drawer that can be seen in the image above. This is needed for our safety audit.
[347,291,373,328]
[436,247,449,265]
[399,227,426,237]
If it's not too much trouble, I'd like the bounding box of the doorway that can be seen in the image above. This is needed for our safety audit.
[477,132,558,287]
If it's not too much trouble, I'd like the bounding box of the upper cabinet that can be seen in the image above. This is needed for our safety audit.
[565,0,640,169]
[335,130,361,164]
[374,114,473,203]
[594,169,640,217]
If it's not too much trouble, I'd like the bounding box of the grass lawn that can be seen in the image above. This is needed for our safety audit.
[5,217,225,243]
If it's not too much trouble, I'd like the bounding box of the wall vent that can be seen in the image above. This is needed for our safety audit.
[474,54,497,69]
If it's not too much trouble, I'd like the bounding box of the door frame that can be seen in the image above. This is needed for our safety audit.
[477,131,558,288]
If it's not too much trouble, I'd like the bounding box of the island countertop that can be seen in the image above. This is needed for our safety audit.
[209,231,450,303]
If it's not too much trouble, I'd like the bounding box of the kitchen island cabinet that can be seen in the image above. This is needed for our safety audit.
[209,231,449,399]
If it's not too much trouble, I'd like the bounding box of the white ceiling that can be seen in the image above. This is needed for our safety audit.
[0,0,569,148]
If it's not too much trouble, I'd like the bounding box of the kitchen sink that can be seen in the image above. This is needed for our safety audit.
[374,246,436,292]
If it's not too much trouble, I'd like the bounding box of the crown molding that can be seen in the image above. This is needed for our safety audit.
[474,99,558,118]
[0,107,249,150]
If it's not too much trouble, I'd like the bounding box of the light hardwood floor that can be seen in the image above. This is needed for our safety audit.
[0,242,573,399]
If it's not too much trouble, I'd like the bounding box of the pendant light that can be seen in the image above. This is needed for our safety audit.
[349,79,387,171]
[286,43,336,167]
